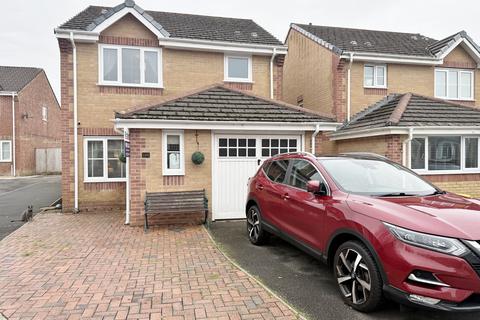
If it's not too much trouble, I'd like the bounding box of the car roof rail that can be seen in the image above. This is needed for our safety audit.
[270,151,316,159]
[338,152,389,160]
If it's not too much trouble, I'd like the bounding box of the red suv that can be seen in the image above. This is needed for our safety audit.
[246,152,480,313]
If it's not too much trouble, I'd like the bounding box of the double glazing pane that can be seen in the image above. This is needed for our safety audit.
[448,70,459,99]
[465,138,479,169]
[122,48,141,84]
[460,72,472,99]
[228,57,249,79]
[411,138,425,170]
[435,71,447,97]
[428,136,461,171]
[364,66,374,86]
[103,48,118,81]
[1,141,10,161]
[107,140,125,178]
[376,67,385,86]
[167,135,181,169]
[87,140,104,178]
[287,160,321,190]
[144,51,158,83]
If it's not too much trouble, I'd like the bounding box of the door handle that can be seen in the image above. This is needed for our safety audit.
[256,184,264,190]
[282,193,290,200]
[257,159,261,166]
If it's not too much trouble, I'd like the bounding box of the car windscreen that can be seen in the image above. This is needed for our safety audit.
[318,158,437,196]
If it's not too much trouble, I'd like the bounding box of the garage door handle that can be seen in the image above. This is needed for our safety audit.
[256,184,264,190]
[282,194,290,200]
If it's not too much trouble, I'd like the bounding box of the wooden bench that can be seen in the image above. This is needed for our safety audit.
[144,190,208,230]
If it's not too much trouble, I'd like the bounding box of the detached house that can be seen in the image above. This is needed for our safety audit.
[0,66,61,176]
[283,24,480,196]
[55,0,337,224]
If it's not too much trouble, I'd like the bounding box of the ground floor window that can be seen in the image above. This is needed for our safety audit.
[0,140,12,162]
[162,130,184,176]
[84,137,125,182]
[411,136,480,173]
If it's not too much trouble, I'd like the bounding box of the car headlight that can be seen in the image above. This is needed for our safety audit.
[384,223,468,256]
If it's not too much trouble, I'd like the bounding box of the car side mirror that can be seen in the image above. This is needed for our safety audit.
[307,180,328,196]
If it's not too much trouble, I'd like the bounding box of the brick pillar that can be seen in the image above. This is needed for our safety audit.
[58,39,75,212]
[385,135,403,163]
[273,54,285,101]
[129,129,147,226]
[332,56,347,122]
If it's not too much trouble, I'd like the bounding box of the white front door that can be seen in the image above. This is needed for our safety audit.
[212,134,302,220]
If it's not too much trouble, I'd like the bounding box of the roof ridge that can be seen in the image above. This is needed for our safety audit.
[387,93,412,126]
[293,23,435,39]
[340,94,399,129]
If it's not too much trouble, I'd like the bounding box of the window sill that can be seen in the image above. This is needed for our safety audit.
[223,79,254,84]
[97,82,164,89]
[162,173,185,177]
[84,179,126,183]
[0,160,12,163]
[364,86,387,89]
[415,170,480,175]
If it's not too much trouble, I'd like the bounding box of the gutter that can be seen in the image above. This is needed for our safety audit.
[270,48,277,99]
[340,51,443,66]
[346,52,354,121]
[70,32,79,213]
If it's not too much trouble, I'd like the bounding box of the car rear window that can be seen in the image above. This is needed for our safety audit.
[266,160,289,183]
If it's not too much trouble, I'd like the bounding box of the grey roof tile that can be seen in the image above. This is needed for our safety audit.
[116,85,333,123]
[59,3,282,45]
[338,94,480,133]
[0,66,43,92]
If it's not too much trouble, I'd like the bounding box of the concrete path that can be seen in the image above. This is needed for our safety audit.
[0,211,299,320]
[0,175,60,240]
[210,220,480,320]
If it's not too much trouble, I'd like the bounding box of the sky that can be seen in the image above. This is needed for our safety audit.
[1,0,479,100]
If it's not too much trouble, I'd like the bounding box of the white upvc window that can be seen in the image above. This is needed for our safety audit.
[410,135,480,174]
[435,68,474,101]
[364,64,387,88]
[42,106,48,122]
[98,44,163,88]
[224,55,252,83]
[162,130,185,176]
[0,140,12,162]
[84,137,126,182]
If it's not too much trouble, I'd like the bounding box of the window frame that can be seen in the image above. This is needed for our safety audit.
[363,64,387,89]
[162,130,185,176]
[83,137,126,183]
[224,54,253,83]
[434,68,474,101]
[284,158,330,194]
[98,44,163,88]
[410,135,480,175]
[0,140,12,162]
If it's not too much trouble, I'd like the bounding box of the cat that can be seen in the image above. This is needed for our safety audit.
[10,205,33,223]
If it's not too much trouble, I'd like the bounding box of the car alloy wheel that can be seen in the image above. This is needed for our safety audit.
[336,248,372,305]
[246,205,268,245]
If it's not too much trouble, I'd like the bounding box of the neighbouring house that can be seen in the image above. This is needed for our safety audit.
[283,24,480,196]
[55,0,338,223]
[0,66,61,176]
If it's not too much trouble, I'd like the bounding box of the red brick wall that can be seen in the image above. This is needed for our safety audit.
[273,55,285,101]
[129,129,146,225]
[332,56,346,121]
[0,96,13,175]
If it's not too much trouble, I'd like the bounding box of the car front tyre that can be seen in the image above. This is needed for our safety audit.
[333,241,384,312]
[246,205,269,245]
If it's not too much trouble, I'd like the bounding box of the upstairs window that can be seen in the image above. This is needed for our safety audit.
[42,106,48,122]
[224,55,252,82]
[435,69,474,100]
[0,140,12,162]
[99,44,162,88]
[364,64,387,88]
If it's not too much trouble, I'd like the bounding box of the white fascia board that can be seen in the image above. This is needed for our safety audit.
[0,91,17,96]
[55,29,99,42]
[341,52,442,66]
[330,126,480,140]
[91,8,168,38]
[159,38,288,55]
[114,119,339,132]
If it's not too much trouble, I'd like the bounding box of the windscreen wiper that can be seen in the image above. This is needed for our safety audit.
[376,192,418,197]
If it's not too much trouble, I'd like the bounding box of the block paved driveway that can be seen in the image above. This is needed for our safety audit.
[0,211,298,320]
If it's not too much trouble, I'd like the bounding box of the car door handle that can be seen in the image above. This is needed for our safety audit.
[282,193,290,200]
[256,184,264,190]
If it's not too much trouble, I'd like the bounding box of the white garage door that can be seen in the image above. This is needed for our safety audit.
[212,134,302,220]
